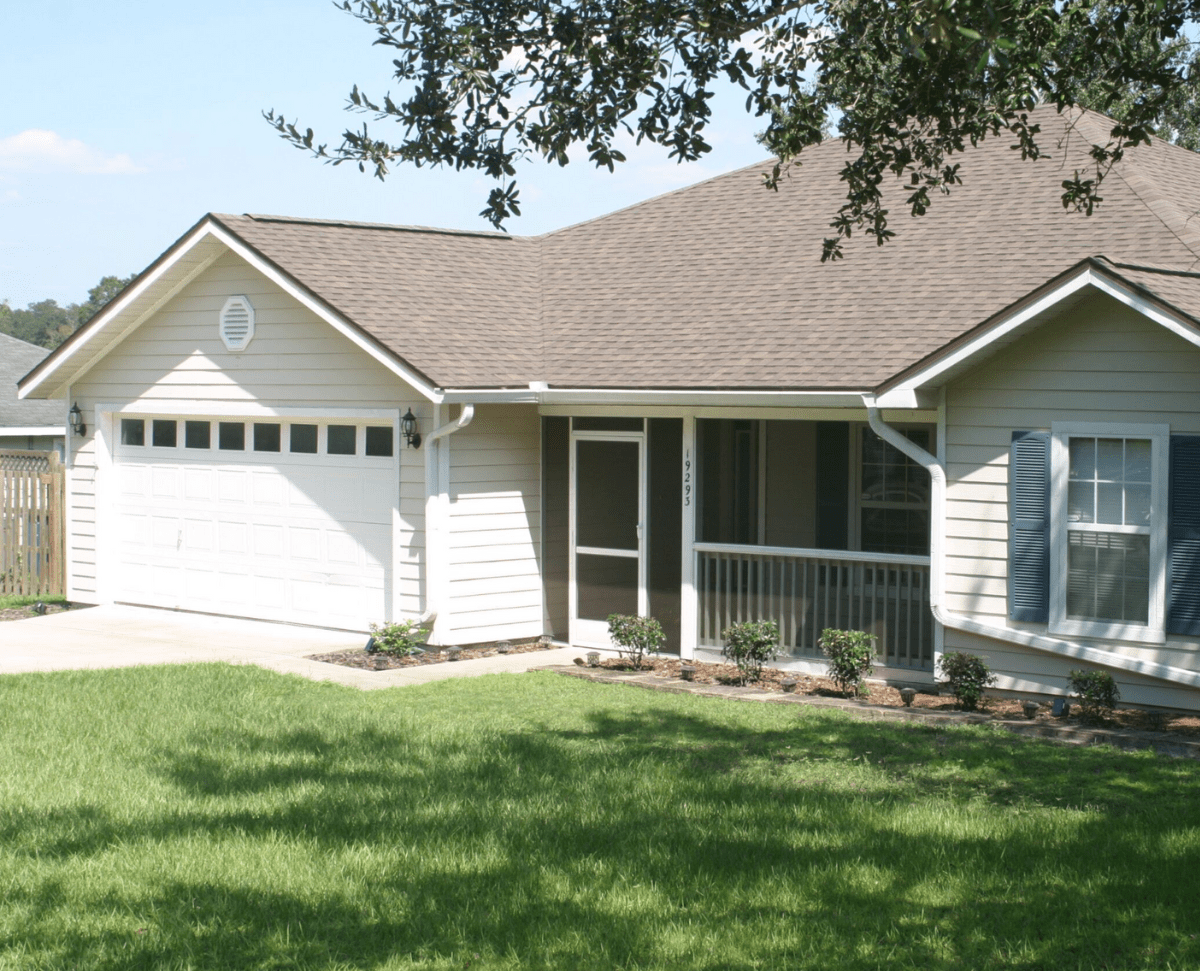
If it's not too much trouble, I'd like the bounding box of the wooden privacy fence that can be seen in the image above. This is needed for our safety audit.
[1,450,65,598]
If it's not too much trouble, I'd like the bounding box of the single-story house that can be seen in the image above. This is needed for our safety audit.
[2,333,64,453]
[18,106,1200,709]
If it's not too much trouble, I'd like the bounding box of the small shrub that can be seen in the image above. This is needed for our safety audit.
[368,620,429,656]
[938,652,997,711]
[819,629,876,697]
[1067,669,1121,720]
[607,614,666,670]
[721,620,781,685]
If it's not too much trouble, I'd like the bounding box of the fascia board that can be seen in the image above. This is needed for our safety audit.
[1086,271,1200,349]
[884,267,1097,395]
[537,389,868,407]
[21,218,445,406]
[440,387,873,407]
[205,224,443,403]
[18,220,222,399]
[886,264,1200,395]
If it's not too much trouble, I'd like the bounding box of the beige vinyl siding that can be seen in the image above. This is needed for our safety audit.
[445,404,544,644]
[66,441,98,601]
[943,290,1200,709]
[65,251,428,617]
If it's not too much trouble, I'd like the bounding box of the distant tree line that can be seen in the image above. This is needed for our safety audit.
[0,275,134,350]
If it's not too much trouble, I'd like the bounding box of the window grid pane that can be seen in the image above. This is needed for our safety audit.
[1067,436,1152,528]
[120,418,145,446]
[860,428,931,556]
[1066,531,1150,624]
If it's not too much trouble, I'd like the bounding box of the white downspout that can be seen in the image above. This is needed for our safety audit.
[419,404,475,638]
[863,395,1200,690]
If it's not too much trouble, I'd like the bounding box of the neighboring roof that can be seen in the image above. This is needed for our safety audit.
[0,333,62,430]
[22,105,1200,396]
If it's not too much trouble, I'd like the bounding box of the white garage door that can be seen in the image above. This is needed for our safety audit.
[111,415,397,631]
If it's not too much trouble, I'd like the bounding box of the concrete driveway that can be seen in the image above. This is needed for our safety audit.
[0,604,580,689]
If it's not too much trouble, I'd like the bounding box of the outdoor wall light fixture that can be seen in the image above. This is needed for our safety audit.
[68,402,86,437]
[401,408,422,449]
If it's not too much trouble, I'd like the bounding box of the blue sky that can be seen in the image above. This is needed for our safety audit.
[1,1,770,307]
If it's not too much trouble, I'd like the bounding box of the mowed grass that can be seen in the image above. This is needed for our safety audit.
[2,666,1199,970]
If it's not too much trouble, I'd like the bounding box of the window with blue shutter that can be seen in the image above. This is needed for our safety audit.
[1009,430,1051,622]
[1168,435,1200,636]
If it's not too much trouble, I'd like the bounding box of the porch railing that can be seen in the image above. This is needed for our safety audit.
[695,543,934,670]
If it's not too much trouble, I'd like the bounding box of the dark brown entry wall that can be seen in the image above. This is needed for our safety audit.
[541,417,683,653]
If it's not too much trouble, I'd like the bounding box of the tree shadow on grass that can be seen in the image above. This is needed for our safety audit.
[4,692,1200,969]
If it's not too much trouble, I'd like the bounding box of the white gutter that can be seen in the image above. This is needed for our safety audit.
[419,404,476,635]
[863,395,1200,691]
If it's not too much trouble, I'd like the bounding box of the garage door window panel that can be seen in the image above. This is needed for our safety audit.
[219,422,245,451]
[185,421,211,449]
[254,423,282,453]
[121,418,145,447]
[328,425,357,455]
[365,426,393,457]
[152,420,177,448]
[290,424,318,454]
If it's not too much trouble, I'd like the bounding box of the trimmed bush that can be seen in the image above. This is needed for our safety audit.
[819,629,875,697]
[721,620,781,685]
[607,614,666,670]
[938,652,997,711]
[1067,669,1121,720]
[367,620,429,656]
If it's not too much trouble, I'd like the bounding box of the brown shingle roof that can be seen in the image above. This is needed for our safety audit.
[212,106,1200,391]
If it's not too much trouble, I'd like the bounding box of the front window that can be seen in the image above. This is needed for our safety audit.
[1051,424,1167,642]
[858,427,931,557]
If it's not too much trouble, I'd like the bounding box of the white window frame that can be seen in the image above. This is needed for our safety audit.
[1049,421,1169,644]
[852,422,935,556]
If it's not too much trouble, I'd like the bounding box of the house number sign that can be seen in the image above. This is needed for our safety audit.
[683,450,692,506]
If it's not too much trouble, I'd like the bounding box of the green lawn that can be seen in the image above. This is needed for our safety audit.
[1,665,1199,970]
[0,594,66,611]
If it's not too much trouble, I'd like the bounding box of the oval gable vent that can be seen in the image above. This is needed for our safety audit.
[219,295,255,352]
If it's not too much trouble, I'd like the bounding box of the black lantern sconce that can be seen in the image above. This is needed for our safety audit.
[68,402,86,438]
[401,408,422,449]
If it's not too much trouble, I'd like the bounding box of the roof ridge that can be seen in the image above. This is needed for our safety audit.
[1106,260,1200,280]
[1089,125,1200,270]
[537,153,782,239]
[234,213,518,241]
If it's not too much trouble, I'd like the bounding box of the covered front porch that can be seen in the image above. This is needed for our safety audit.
[541,410,938,674]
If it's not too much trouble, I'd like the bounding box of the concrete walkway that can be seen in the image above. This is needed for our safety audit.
[0,605,580,689]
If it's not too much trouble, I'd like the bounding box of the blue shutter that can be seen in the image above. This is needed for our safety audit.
[1168,435,1200,636]
[1009,430,1051,622]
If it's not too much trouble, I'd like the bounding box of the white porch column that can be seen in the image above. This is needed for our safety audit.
[680,414,697,659]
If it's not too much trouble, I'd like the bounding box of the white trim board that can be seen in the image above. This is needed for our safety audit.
[94,401,405,421]
[882,265,1200,399]
[0,426,65,436]
[20,219,443,405]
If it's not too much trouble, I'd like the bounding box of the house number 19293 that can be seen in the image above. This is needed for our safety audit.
[683,452,692,506]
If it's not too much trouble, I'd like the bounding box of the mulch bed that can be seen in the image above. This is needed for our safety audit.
[0,602,81,623]
[593,656,1200,738]
[308,639,557,671]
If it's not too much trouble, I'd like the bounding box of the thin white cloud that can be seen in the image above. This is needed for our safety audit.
[0,129,147,175]
[1,189,21,203]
